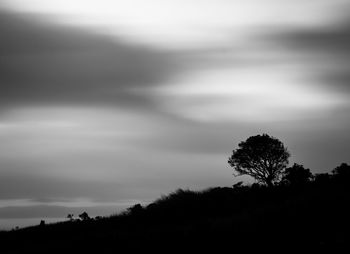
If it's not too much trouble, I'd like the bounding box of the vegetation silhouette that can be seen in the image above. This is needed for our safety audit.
[0,134,349,253]
[39,220,45,227]
[228,134,290,187]
[332,163,350,183]
[78,212,90,221]
[283,163,313,187]
[66,213,74,221]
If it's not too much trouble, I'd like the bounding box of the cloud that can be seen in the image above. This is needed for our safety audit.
[0,10,185,110]
[273,16,350,94]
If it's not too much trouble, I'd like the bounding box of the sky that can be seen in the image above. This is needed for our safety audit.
[1,0,350,228]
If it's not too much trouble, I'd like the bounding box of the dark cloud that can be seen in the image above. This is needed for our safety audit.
[281,22,350,54]
[0,10,185,109]
[275,17,350,93]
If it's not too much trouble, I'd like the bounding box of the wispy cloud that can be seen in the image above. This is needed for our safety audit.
[272,15,350,95]
[0,10,187,111]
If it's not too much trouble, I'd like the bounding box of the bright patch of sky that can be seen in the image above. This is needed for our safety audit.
[2,0,346,48]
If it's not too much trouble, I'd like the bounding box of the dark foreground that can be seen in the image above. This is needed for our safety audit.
[1,173,349,253]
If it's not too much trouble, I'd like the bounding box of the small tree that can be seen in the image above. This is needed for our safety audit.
[128,204,143,215]
[67,214,74,221]
[332,163,350,183]
[283,163,313,186]
[79,212,90,221]
[228,134,290,187]
[332,163,350,177]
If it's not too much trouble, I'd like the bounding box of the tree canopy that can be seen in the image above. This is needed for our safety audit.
[332,163,350,177]
[283,163,313,186]
[228,134,290,186]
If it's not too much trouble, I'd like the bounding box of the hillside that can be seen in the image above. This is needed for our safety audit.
[1,171,349,253]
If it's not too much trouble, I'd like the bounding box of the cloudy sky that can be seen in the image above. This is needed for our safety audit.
[1,0,350,227]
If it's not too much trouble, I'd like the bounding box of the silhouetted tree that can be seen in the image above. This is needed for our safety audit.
[314,173,331,185]
[79,212,90,221]
[39,220,45,227]
[67,214,74,221]
[228,134,290,187]
[332,163,350,179]
[128,204,143,216]
[283,163,313,186]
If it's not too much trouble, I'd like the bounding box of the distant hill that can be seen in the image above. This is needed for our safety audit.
[1,172,349,253]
